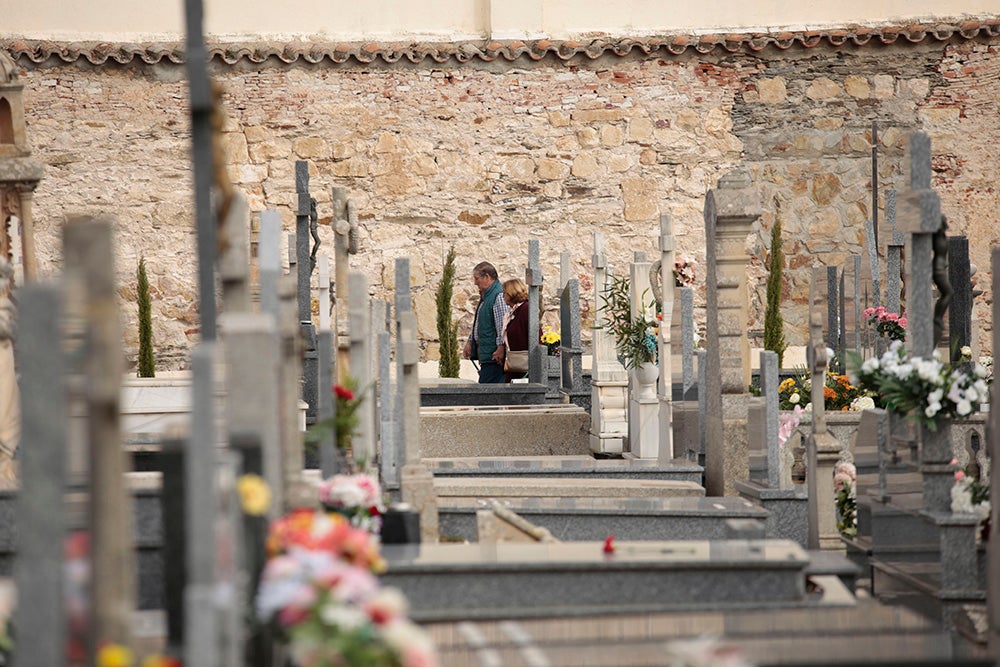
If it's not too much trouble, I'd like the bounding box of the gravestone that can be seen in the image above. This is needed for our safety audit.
[986,246,1000,655]
[393,258,412,492]
[806,267,842,551]
[348,272,375,469]
[702,168,761,496]
[218,192,251,314]
[526,240,544,385]
[257,211,281,323]
[317,255,338,477]
[948,235,971,366]
[12,284,67,665]
[588,233,628,455]
[331,185,357,376]
[376,300,396,489]
[558,254,583,398]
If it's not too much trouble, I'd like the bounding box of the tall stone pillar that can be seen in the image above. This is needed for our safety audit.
[703,168,761,496]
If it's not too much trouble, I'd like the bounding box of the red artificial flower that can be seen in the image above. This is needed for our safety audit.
[334,384,355,401]
[602,535,616,554]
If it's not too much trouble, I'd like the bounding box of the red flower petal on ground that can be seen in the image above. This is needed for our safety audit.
[602,535,615,554]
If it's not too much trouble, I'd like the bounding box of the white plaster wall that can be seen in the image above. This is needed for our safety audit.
[0,0,996,42]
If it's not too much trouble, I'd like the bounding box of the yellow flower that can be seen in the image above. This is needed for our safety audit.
[779,378,795,392]
[237,474,272,516]
[97,643,134,667]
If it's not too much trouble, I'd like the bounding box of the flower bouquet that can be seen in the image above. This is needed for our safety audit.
[258,508,438,667]
[540,328,561,356]
[834,460,857,538]
[850,341,989,430]
[673,255,697,287]
[318,473,385,535]
[863,306,906,342]
[776,372,876,412]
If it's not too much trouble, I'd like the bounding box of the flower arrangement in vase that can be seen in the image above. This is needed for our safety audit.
[834,460,858,538]
[600,275,659,370]
[776,371,876,412]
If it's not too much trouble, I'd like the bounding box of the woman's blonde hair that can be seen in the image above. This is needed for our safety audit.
[502,278,528,304]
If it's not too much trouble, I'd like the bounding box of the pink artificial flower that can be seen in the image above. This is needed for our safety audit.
[886,312,899,322]
[955,470,966,482]
[898,318,907,327]
[863,308,875,318]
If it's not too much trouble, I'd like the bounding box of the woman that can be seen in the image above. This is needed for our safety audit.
[500,278,530,382]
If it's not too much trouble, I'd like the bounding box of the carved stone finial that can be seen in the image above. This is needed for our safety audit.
[0,51,17,86]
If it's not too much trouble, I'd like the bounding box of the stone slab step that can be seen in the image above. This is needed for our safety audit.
[381,539,811,621]
[420,405,591,457]
[437,495,765,542]
[432,476,705,500]
[425,455,702,483]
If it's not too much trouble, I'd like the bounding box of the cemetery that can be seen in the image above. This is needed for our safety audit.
[3,2,1000,666]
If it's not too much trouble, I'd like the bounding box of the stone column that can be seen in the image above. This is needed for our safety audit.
[399,310,438,543]
[526,240,544,385]
[656,214,675,461]
[806,270,842,550]
[703,168,761,496]
[628,259,658,459]
[348,271,374,469]
[589,233,628,455]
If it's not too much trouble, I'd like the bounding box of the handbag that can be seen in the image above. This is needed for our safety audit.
[504,349,529,374]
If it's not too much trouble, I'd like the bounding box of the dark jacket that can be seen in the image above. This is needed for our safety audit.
[475,279,504,363]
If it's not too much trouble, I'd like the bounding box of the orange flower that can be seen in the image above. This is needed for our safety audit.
[823,386,836,400]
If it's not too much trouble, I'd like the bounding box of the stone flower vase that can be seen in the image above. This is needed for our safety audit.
[634,361,659,398]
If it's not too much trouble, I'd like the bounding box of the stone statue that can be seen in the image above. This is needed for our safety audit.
[931,215,951,348]
[0,256,18,487]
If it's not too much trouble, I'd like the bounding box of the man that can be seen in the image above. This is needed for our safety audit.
[463,261,510,383]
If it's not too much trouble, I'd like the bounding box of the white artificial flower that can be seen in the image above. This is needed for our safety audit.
[850,395,875,411]
[789,392,800,405]
[966,386,979,403]
[925,402,941,419]
[957,399,973,416]
[928,388,944,405]
[961,345,973,359]
[319,603,368,629]
[861,357,880,373]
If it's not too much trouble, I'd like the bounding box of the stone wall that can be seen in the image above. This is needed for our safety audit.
[12,35,1000,369]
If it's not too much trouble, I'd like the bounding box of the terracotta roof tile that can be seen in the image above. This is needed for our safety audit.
[4,20,1000,67]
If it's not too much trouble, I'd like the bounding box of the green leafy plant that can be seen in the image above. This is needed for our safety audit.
[763,210,787,367]
[599,275,659,369]
[137,256,155,378]
[436,246,461,378]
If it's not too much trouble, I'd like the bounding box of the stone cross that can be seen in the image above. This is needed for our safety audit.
[331,186,357,375]
[64,218,137,651]
[12,283,66,665]
[702,168,761,496]
[886,245,903,320]
[851,254,862,357]
[898,133,953,516]
[296,162,319,426]
[348,271,374,469]
[827,265,839,367]
[805,267,841,550]
[655,214,676,461]
[558,258,582,394]
[628,258,658,459]
[526,239,544,384]
[398,309,439,543]
[588,233,627,455]
[219,192,250,313]
[317,255,338,476]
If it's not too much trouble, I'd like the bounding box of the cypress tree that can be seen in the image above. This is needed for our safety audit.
[763,206,787,367]
[436,245,461,378]
[137,256,155,377]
